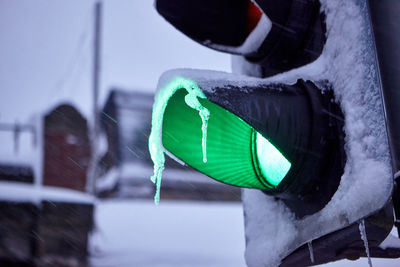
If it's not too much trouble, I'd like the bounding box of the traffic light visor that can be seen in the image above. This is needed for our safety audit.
[156,0,269,55]
[161,87,291,189]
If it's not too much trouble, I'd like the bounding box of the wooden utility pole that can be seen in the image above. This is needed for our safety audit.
[88,1,102,194]
[93,1,101,137]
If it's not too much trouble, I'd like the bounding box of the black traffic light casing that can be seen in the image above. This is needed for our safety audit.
[202,79,345,217]
[153,72,345,218]
[156,0,326,76]
[368,0,400,238]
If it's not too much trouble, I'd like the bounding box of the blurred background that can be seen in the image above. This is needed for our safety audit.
[0,1,398,266]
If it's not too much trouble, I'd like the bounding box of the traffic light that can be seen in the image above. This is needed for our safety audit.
[156,0,325,76]
[150,74,345,217]
[149,0,400,266]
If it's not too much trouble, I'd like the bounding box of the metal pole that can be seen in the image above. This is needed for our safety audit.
[368,0,400,236]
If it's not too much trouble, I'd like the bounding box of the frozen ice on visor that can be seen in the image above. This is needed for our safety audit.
[148,77,209,204]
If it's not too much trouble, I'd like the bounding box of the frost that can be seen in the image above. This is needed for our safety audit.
[148,77,210,204]
[243,190,296,266]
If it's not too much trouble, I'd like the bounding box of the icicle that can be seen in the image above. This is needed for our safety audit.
[148,77,210,204]
[200,109,209,163]
[359,219,373,267]
[151,164,164,204]
[307,241,315,264]
[184,91,210,163]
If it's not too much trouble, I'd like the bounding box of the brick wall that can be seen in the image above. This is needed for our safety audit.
[43,104,91,192]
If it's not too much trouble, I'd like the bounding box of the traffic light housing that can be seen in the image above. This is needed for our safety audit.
[150,0,400,266]
[156,0,326,76]
[151,75,345,217]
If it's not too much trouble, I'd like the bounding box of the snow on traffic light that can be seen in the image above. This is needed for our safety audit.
[152,77,293,192]
[149,0,400,266]
[149,72,345,219]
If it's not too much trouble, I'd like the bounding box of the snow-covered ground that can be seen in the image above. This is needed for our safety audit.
[90,200,246,267]
[90,200,399,267]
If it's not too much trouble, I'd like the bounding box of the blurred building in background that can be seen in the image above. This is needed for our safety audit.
[43,104,91,191]
[0,103,94,266]
[0,164,34,184]
[97,89,241,201]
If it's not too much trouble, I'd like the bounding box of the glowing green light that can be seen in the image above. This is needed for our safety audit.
[255,132,291,186]
[161,88,292,190]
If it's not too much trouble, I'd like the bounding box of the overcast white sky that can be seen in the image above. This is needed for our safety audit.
[0,0,230,123]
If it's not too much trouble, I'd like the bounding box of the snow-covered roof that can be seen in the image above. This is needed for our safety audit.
[0,181,95,204]
[103,89,154,111]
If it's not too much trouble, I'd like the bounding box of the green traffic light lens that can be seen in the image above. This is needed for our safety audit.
[162,88,291,189]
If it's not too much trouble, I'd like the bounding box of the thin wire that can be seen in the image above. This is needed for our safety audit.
[46,5,92,103]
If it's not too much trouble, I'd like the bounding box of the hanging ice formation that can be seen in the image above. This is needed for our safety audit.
[359,219,373,267]
[184,89,210,163]
[148,77,210,204]
[307,241,315,263]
